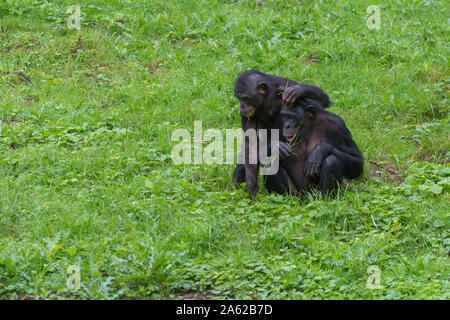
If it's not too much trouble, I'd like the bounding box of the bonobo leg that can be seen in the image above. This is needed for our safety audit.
[233,118,259,198]
[233,151,259,198]
[318,155,344,195]
[264,166,298,196]
[232,164,246,185]
[233,116,251,186]
[244,122,259,199]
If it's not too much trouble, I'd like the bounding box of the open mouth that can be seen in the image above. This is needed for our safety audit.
[283,129,298,143]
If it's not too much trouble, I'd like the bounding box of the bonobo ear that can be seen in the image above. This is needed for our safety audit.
[306,105,316,118]
[257,82,268,96]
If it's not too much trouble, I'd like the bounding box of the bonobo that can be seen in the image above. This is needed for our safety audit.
[267,98,363,196]
[232,70,331,198]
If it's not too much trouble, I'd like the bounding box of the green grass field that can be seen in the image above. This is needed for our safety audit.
[0,0,448,299]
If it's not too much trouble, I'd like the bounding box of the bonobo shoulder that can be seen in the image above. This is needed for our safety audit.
[320,110,345,126]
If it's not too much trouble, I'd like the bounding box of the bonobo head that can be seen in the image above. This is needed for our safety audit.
[280,98,319,143]
[234,70,280,120]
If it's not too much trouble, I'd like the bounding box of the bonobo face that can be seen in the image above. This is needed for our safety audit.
[235,94,262,118]
[234,72,268,118]
[280,105,305,143]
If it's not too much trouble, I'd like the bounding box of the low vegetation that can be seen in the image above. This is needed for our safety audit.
[0,0,448,299]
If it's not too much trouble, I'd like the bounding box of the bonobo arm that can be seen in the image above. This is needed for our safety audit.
[304,141,363,178]
[304,142,333,177]
[282,83,331,108]
[265,139,293,160]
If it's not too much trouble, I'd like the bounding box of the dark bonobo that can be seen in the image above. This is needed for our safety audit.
[266,98,363,196]
[232,70,331,198]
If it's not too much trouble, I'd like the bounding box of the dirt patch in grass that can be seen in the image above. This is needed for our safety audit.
[16,72,31,83]
[25,97,37,105]
[5,44,25,52]
[2,71,31,83]
[172,292,218,300]
[171,291,257,300]
[170,39,195,47]
[2,118,23,125]
[71,37,85,58]
[415,68,448,84]
[4,40,37,53]
[146,60,162,74]
[71,37,98,59]
[416,148,449,164]
[369,160,403,183]
[18,294,36,300]
[303,54,321,65]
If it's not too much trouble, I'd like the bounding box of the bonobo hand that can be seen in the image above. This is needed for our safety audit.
[282,84,305,107]
[304,142,333,177]
[279,141,294,159]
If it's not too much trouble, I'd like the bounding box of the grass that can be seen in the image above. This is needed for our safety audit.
[0,0,448,299]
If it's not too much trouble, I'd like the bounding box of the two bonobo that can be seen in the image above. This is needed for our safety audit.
[233,70,363,198]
